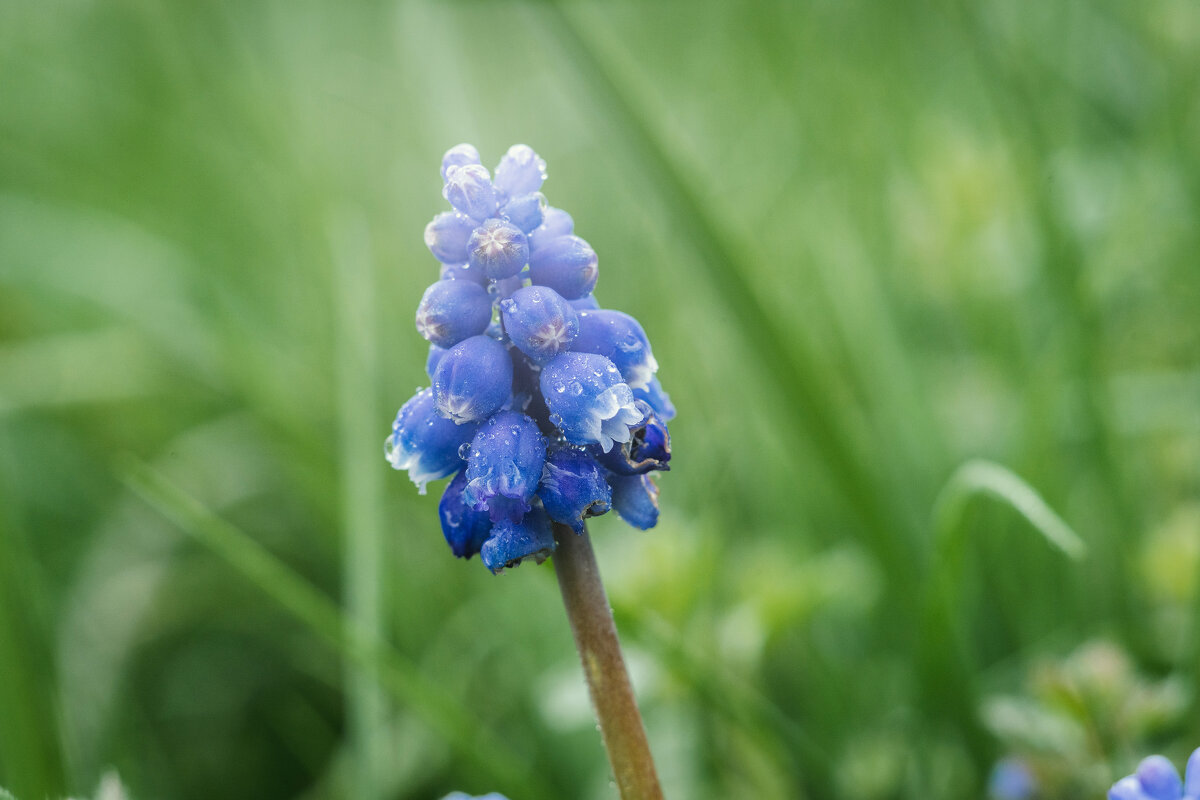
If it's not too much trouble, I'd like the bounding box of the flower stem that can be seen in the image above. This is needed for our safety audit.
[552,521,664,800]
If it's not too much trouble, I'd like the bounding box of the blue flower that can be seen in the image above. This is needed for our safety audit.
[387,143,675,569]
[433,335,514,424]
[527,205,573,251]
[481,504,555,573]
[384,388,477,494]
[608,473,659,530]
[493,143,546,200]
[591,400,670,475]
[467,218,529,281]
[415,280,493,348]
[499,191,546,233]
[440,143,481,182]
[463,411,548,524]
[540,352,643,452]
[439,470,492,558]
[441,792,510,800]
[500,285,579,365]
[573,309,658,390]
[1109,748,1200,800]
[538,446,612,532]
[424,211,477,264]
[443,163,498,221]
[527,235,598,300]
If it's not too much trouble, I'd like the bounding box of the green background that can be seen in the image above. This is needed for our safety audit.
[1,0,1198,798]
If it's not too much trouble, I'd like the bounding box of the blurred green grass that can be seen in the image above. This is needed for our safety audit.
[1,0,1198,798]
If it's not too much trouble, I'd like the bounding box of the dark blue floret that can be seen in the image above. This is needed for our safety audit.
[500,285,579,365]
[424,211,476,264]
[439,470,493,558]
[572,309,658,390]
[608,473,660,530]
[415,279,493,348]
[433,335,514,424]
[527,235,598,300]
[591,400,670,476]
[463,411,548,523]
[540,352,643,452]
[538,447,612,533]
[467,218,529,280]
[633,376,675,422]
[384,387,477,494]
[481,504,555,573]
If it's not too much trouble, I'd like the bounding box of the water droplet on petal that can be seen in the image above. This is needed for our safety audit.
[458,442,472,459]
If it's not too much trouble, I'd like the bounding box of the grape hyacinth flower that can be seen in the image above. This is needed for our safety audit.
[1109,748,1200,800]
[388,142,672,573]
[385,144,670,800]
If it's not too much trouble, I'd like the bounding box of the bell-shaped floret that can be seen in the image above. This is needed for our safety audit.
[481,504,555,573]
[633,376,675,422]
[443,163,498,221]
[440,143,481,182]
[415,280,492,348]
[424,212,477,264]
[527,235,598,300]
[1137,756,1182,800]
[463,411,548,524]
[433,335,513,424]
[493,144,546,200]
[384,387,477,494]
[569,294,600,311]
[572,309,658,390]
[499,191,546,233]
[500,285,579,365]
[538,447,611,532]
[467,218,529,281]
[527,206,574,252]
[540,352,643,452]
[608,473,659,530]
[591,400,670,475]
[439,470,492,558]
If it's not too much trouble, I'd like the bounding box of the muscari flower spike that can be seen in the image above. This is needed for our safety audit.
[385,143,675,573]
[1109,748,1200,800]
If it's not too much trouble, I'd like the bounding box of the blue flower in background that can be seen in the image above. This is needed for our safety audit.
[386,143,676,571]
[988,758,1035,800]
[1109,748,1200,800]
[441,792,510,800]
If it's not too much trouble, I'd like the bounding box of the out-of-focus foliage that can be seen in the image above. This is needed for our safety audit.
[0,0,1197,798]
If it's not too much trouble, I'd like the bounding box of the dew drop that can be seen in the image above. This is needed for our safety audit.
[457,442,472,459]
[568,381,583,396]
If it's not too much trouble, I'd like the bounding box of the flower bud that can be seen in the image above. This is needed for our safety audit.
[499,191,546,233]
[433,335,513,424]
[500,285,579,365]
[493,144,546,200]
[440,143,480,182]
[415,279,492,348]
[572,309,658,390]
[527,206,573,251]
[528,235,598,300]
[443,163,497,221]
[467,218,529,281]
[423,211,476,264]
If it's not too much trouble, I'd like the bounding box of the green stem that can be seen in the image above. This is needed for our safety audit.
[552,522,664,800]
